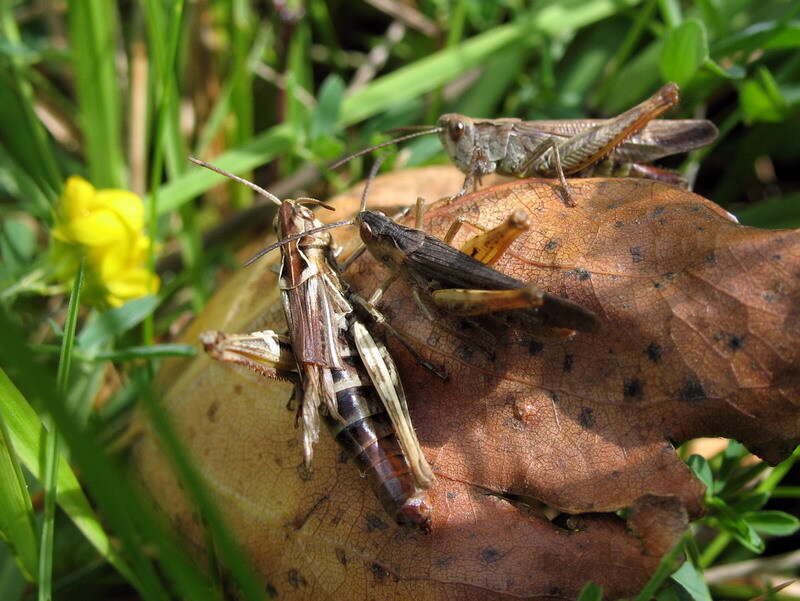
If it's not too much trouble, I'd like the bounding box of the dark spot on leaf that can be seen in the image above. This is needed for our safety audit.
[772,254,781,261]
[296,463,312,481]
[528,339,544,355]
[480,547,503,564]
[578,407,595,429]
[549,587,562,597]
[623,378,644,400]
[447,492,458,500]
[233,384,242,395]
[697,226,705,231]
[614,220,625,228]
[650,206,666,217]
[266,583,277,598]
[544,239,559,251]
[630,246,644,263]
[435,556,455,568]
[335,548,348,566]
[705,251,716,264]
[370,562,389,582]
[563,354,573,373]
[575,268,591,280]
[206,401,219,422]
[366,513,389,532]
[646,342,662,362]
[679,378,706,402]
[611,471,621,478]
[728,334,745,350]
[287,569,306,589]
[690,205,701,212]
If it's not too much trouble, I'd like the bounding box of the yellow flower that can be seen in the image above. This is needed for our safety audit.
[50,176,159,308]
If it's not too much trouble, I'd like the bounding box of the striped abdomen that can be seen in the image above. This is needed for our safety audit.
[323,339,431,532]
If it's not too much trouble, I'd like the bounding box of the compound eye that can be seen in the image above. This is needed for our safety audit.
[448,121,465,141]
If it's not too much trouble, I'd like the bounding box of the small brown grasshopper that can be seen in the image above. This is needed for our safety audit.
[191,158,434,531]
[332,82,717,206]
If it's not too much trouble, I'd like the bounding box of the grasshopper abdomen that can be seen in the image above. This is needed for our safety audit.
[327,339,432,531]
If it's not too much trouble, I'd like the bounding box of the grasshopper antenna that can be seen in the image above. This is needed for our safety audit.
[329,127,442,170]
[242,219,355,267]
[360,155,387,212]
[296,197,336,211]
[189,157,283,206]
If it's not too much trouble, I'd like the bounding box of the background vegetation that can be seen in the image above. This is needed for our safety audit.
[0,1,798,600]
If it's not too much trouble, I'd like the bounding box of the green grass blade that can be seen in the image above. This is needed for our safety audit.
[0,315,219,601]
[0,406,37,581]
[140,385,269,601]
[0,368,133,584]
[38,260,84,601]
[154,122,295,215]
[155,0,637,214]
[66,0,126,188]
[0,6,61,201]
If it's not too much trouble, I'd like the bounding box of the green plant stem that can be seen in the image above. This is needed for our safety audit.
[633,531,690,601]
[756,445,800,494]
[772,486,800,498]
[38,260,83,601]
[699,531,732,568]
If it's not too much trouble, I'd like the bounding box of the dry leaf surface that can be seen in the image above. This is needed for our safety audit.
[132,167,800,600]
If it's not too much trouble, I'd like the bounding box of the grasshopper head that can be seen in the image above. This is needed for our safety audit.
[358,211,414,270]
[437,113,476,170]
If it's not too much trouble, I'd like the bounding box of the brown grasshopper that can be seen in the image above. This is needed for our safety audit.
[191,158,434,531]
[331,82,717,206]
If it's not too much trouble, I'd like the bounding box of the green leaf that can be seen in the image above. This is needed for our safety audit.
[737,193,800,229]
[310,74,345,141]
[577,581,603,601]
[0,219,35,276]
[0,410,37,581]
[77,296,159,351]
[739,67,788,124]
[732,492,768,514]
[659,19,709,86]
[686,455,713,493]
[744,510,800,536]
[670,561,712,601]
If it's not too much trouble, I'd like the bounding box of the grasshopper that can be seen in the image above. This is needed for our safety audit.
[332,82,717,205]
[191,158,434,531]
[252,160,600,370]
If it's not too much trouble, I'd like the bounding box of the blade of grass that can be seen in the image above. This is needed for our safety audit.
[143,0,186,343]
[0,5,61,201]
[155,0,639,214]
[139,383,269,601]
[0,368,134,585]
[38,260,83,601]
[0,405,37,581]
[228,0,255,207]
[0,313,221,601]
[66,0,126,188]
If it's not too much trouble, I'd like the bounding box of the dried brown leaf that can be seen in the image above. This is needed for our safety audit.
[132,167,800,600]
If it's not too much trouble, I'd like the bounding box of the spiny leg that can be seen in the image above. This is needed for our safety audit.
[520,137,574,207]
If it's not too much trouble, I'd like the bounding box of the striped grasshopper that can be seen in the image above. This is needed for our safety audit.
[192,158,434,531]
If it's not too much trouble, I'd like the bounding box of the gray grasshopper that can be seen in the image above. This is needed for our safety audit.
[332,82,717,205]
[191,158,434,531]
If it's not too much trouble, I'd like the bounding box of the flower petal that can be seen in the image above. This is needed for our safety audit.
[94,189,145,233]
[66,210,128,246]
